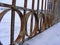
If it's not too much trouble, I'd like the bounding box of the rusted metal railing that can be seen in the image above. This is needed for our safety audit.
[0,0,57,45]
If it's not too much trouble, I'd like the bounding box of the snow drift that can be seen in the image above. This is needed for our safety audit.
[23,22,60,45]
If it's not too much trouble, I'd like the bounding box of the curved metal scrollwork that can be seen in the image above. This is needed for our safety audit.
[0,9,10,22]
[0,0,57,45]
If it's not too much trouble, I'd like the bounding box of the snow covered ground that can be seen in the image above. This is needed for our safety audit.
[23,22,60,45]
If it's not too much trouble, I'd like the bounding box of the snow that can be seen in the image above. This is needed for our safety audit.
[23,22,60,45]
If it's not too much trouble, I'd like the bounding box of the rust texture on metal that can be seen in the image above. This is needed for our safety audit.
[0,0,58,45]
[22,0,27,43]
[10,0,16,45]
[30,0,35,37]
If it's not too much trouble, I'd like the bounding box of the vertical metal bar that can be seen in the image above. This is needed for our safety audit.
[22,0,27,43]
[46,0,48,13]
[37,0,40,31]
[10,0,16,45]
[47,0,49,12]
[45,0,47,11]
[41,0,44,12]
[40,0,46,32]
[37,0,39,15]
[24,0,27,15]
[40,0,44,30]
[53,0,57,14]
[30,0,35,36]
[47,0,53,13]
[44,0,47,29]
[32,0,35,10]
[24,0,28,36]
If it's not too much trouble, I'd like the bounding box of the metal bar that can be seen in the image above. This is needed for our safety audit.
[24,0,27,15]
[37,0,39,15]
[44,0,47,11]
[44,0,47,29]
[53,0,57,14]
[47,0,51,14]
[41,0,44,12]
[30,0,35,36]
[0,3,37,12]
[37,0,40,31]
[42,0,46,30]
[0,9,10,22]
[22,0,27,43]
[47,0,53,13]
[40,0,45,32]
[40,0,44,31]
[10,0,16,45]
[47,0,49,13]
[32,0,35,10]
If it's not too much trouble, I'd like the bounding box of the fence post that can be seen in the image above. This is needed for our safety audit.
[10,0,16,45]
[22,0,27,43]
[30,0,35,37]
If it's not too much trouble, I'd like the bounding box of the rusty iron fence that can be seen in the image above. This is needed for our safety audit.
[0,0,57,45]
